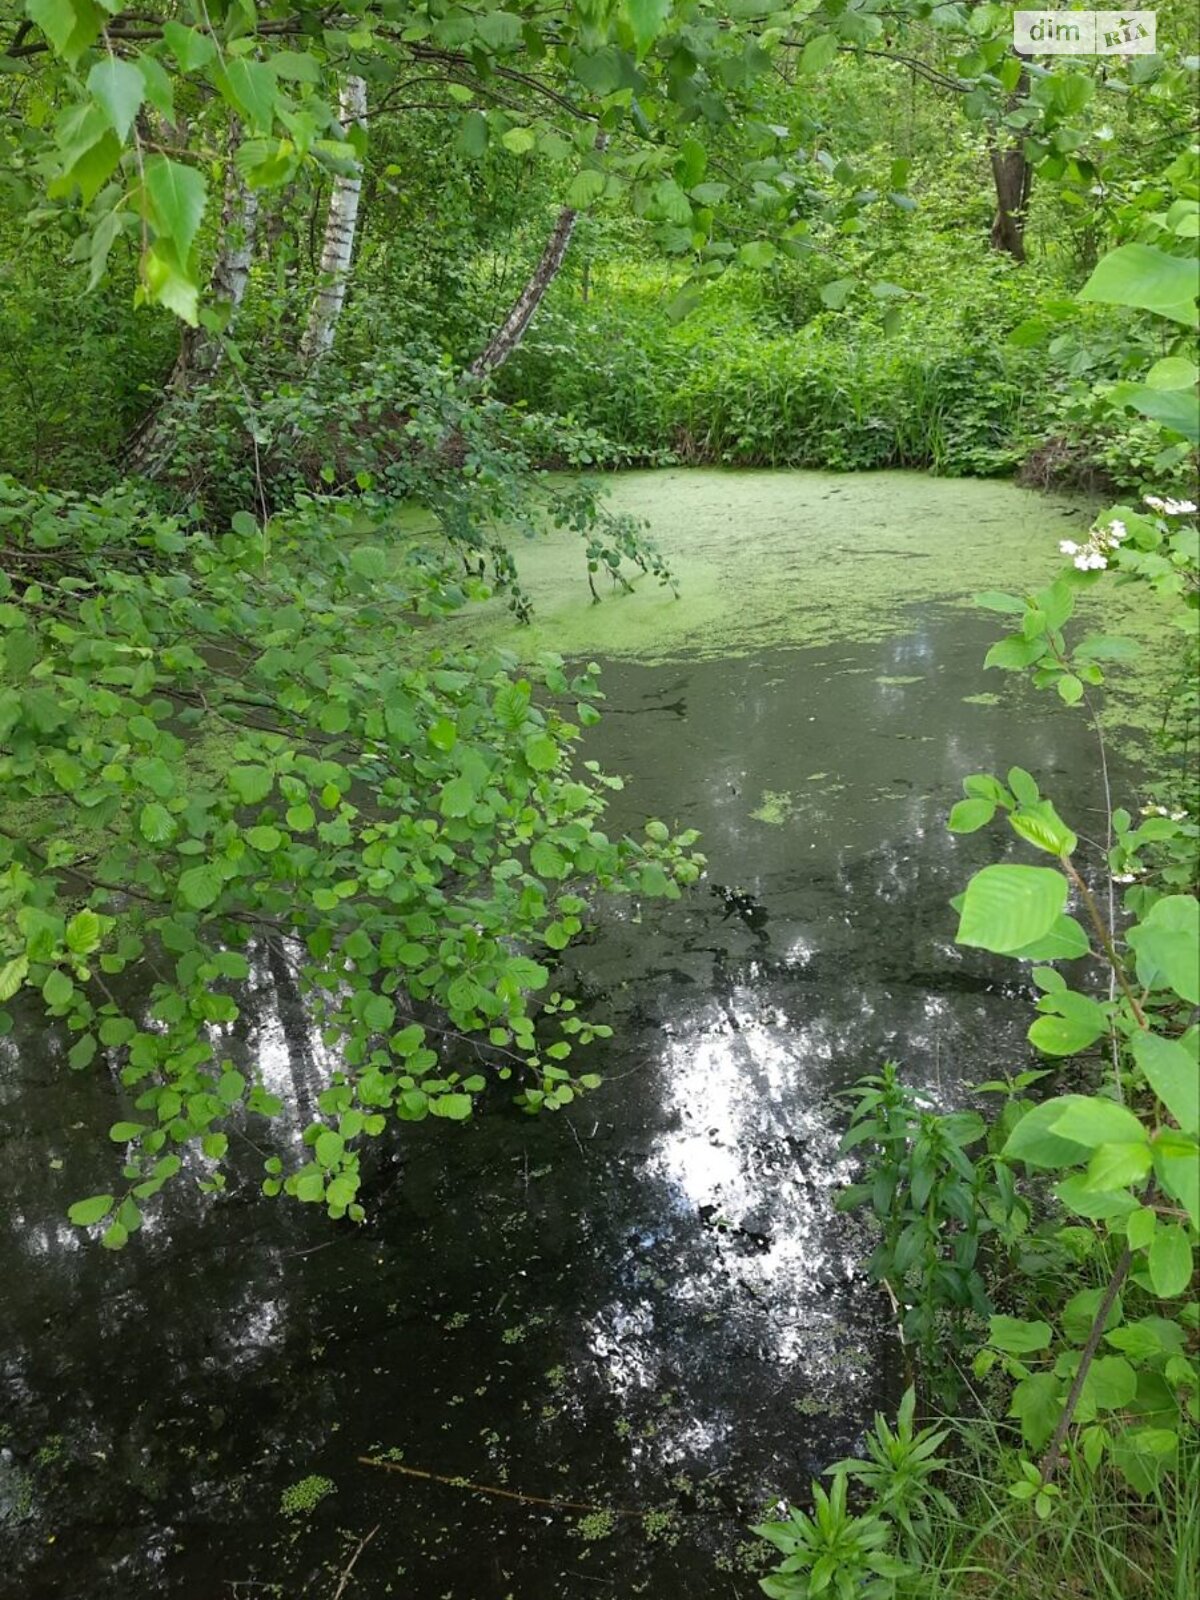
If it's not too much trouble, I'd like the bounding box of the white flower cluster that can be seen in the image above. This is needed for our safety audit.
[1144,495,1197,515]
[1060,518,1127,571]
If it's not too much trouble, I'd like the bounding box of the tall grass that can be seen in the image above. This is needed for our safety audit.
[914,1418,1199,1599]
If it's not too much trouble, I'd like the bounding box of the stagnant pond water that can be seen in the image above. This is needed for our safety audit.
[1,471,1145,1598]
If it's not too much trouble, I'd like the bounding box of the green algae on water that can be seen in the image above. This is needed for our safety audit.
[749,790,795,826]
[433,468,1097,665]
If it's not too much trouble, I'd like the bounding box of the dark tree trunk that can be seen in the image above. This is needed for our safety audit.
[989,144,1033,262]
[988,63,1032,263]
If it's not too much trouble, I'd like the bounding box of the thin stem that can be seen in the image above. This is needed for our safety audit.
[1038,1244,1132,1485]
[1061,856,1147,1030]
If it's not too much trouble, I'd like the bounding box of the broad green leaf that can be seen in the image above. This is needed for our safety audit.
[1148,1223,1193,1298]
[989,1315,1052,1353]
[1079,1355,1137,1411]
[1049,1095,1147,1151]
[1028,1010,1104,1056]
[801,32,839,74]
[139,802,175,843]
[178,863,222,910]
[144,155,207,259]
[1008,1372,1061,1451]
[350,545,389,580]
[1081,1141,1152,1192]
[65,909,102,954]
[948,798,994,833]
[220,58,278,134]
[956,865,1067,954]
[1003,1097,1091,1169]
[1079,244,1199,327]
[162,19,216,72]
[432,1092,473,1120]
[229,765,273,804]
[1133,1032,1199,1135]
[1010,802,1077,856]
[624,0,671,56]
[67,1193,113,1226]
[439,777,475,818]
[566,169,606,209]
[109,1121,146,1142]
[29,0,103,65]
[87,56,144,142]
[1127,896,1200,1003]
[1008,914,1090,963]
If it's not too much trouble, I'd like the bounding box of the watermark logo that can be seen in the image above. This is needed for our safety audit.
[1014,11,1157,55]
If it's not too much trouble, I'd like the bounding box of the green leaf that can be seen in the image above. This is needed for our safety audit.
[109,1121,146,1142]
[67,1193,113,1226]
[820,277,855,310]
[246,825,282,852]
[1028,1011,1104,1057]
[43,969,73,1007]
[1003,1097,1092,1169]
[956,865,1067,954]
[65,909,102,954]
[29,0,103,65]
[139,802,175,843]
[1007,914,1090,963]
[524,734,559,772]
[349,544,389,580]
[315,1129,344,1167]
[1133,1032,1199,1135]
[1079,244,1199,327]
[1082,1141,1152,1192]
[0,955,28,1005]
[144,155,207,259]
[87,56,144,142]
[229,765,273,804]
[1127,896,1200,1004]
[948,798,995,833]
[217,1069,245,1105]
[624,0,671,56]
[221,58,278,134]
[1008,1372,1061,1451]
[801,32,839,74]
[362,994,395,1033]
[439,776,475,818]
[1148,1223,1193,1298]
[178,864,222,910]
[162,20,216,72]
[1010,802,1077,856]
[1048,1095,1147,1151]
[457,109,489,159]
[1080,1355,1137,1411]
[433,1093,473,1121]
[989,1315,1053,1354]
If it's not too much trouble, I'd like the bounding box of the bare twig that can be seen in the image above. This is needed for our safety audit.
[332,1523,379,1600]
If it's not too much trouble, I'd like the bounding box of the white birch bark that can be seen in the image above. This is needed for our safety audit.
[125,130,260,473]
[468,131,608,381]
[299,75,367,367]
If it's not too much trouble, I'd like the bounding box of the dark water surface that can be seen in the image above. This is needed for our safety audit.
[1,603,1116,1599]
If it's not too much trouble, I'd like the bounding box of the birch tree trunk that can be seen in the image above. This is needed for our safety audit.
[469,132,607,380]
[299,75,367,367]
[125,133,259,473]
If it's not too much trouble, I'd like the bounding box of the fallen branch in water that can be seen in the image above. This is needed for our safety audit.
[357,1456,641,1516]
[332,1524,379,1600]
